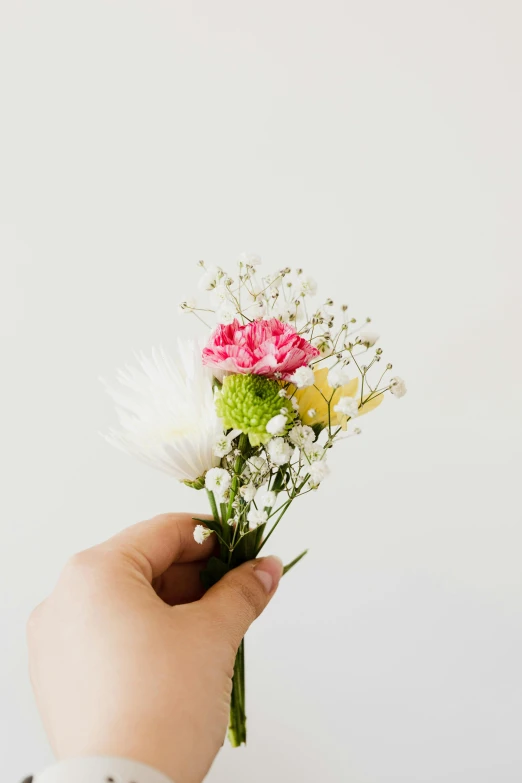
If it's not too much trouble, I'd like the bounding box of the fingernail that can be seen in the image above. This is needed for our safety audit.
[253,555,284,594]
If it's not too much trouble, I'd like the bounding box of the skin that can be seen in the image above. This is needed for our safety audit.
[27,513,283,783]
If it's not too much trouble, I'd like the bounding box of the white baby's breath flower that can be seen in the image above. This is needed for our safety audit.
[213,436,233,458]
[327,365,351,389]
[291,397,300,412]
[248,455,266,472]
[333,396,359,418]
[240,483,257,502]
[193,524,212,545]
[271,301,293,322]
[307,408,317,418]
[295,274,317,297]
[290,366,315,388]
[359,330,380,347]
[289,424,316,450]
[198,265,220,291]
[178,298,196,314]
[216,302,237,324]
[256,488,276,508]
[238,252,262,266]
[319,303,334,322]
[247,507,268,528]
[266,414,288,436]
[205,467,232,498]
[312,335,333,357]
[251,298,267,319]
[209,284,229,306]
[305,445,325,462]
[213,430,240,458]
[267,437,293,466]
[390,376,407,398]
[340,307,351,326]
[308,459,330,487]
[264,272,283,290]
[103,341,223,483]
[278,388,289,398]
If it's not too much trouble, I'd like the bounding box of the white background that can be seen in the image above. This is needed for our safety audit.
[1,2,521,781]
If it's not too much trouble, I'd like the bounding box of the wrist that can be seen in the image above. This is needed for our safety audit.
[32,757,175,783]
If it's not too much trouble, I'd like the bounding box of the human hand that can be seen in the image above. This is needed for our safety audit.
[27,513,283,783]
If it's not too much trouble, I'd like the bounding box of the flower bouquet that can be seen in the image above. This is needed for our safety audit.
[104,254,406,747]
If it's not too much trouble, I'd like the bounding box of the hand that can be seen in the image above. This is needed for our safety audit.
[27,513,283,783]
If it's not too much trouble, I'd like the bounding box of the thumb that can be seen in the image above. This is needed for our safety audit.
[199,556,283,651]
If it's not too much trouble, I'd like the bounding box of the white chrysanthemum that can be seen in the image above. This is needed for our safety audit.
[267,437,293,466]
[266,413,288,436]
[333,396,359,418]
[390,376,407,398]
[247,508,268,528]
[205,467,232,498]
[308,459,330,487]
[193,524,212,545]
[103,341,223,483]
[327,365,351,389]
[290,366,315,388]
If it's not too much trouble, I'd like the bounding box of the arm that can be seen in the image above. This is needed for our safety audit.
[26,513,282,783]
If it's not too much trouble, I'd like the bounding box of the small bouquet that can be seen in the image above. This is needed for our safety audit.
[104,254,406,747]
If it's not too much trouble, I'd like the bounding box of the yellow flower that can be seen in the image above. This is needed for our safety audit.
[291,367,383,430]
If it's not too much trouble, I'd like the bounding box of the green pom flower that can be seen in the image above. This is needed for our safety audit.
[215,374,294,446]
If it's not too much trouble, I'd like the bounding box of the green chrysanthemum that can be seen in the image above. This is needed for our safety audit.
[215,374,294,446]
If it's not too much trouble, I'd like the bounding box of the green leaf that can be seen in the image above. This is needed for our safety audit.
[230,523,266,567]
[311,423,325,439]
[254,522,265,551]
[200,556,231,590]
[283,549,308,575]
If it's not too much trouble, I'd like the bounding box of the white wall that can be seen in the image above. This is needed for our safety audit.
[1,2,521,781]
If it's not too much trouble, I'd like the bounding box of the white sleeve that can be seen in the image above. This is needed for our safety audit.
[32,757,175,783]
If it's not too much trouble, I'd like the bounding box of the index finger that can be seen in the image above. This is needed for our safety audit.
[99,512,215,582]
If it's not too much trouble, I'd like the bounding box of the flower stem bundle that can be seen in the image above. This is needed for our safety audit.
[104,253,406,747]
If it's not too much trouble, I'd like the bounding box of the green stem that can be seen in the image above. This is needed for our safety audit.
[257,475,310,555]
[226,433,249,523]
[206,489,220,524]
[205,490,228,558]
[228,638,247,746]
[256,497,293,555]
[283,548,308,574]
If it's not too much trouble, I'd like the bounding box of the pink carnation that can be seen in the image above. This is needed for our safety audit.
[202,318,320,379]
